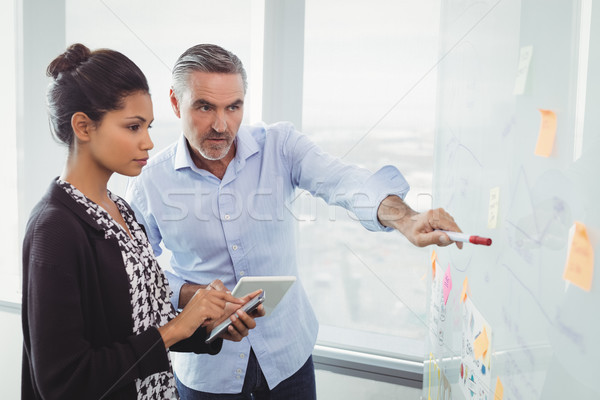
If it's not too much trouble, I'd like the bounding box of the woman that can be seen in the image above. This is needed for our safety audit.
[21,43,261,399]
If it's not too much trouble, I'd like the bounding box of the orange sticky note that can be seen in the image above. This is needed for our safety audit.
[494,377,504,400]
[563,221,594,291]
[473,326,489,359]
[534,109,557,157]
[460,277,470,302]
[431,250,437,279]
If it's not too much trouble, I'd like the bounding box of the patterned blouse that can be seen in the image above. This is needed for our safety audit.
[58,180,179,399]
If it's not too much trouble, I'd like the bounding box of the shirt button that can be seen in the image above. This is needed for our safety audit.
[240,353,245,359]
[237,369,242,373]
[224,214,231,220]
[236,375,241,380]
[232,245,238,251]
[240,271,246,276]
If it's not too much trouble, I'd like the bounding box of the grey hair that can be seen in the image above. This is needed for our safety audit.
[171,44,247,99]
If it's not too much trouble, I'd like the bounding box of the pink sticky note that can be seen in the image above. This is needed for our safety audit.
[443,264,452,305]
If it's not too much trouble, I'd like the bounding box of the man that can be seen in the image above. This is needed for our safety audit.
[126,43,462,399]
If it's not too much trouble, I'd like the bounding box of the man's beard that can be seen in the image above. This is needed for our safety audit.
[199,129,233,161]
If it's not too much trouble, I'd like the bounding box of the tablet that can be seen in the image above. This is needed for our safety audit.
[231,276,296,317]
[205,292,265,344]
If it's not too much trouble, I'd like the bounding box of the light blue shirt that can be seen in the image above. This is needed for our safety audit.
[125,122,410,393]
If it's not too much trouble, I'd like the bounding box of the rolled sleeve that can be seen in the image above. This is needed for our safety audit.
[353,165,410,232]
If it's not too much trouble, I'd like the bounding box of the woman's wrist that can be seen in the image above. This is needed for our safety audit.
[158,319,185,348]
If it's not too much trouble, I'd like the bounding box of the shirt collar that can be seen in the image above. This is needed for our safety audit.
[173,127,260,173]
[234,126,260,171]
[173,133,194,171]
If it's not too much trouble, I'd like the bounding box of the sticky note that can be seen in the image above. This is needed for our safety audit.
[494,377,504,400]
[513,45,533,95]
[563,221,594,291]
[460,277,470,302]
[473,326,489,360]
[534,109,557,157]
[488,187,500,229]
[443,264,452,305]
[431,250,437,279]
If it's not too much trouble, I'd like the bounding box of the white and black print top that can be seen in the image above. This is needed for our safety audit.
[58,180,179,400]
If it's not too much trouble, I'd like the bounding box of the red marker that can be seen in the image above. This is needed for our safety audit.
[440,230,492,246]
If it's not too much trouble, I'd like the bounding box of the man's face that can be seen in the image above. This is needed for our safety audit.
[171,71,244,164]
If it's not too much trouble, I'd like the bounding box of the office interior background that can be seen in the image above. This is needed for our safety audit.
[1,0,443,398]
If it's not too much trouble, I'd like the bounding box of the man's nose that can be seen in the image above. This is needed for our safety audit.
[212,111,227,133]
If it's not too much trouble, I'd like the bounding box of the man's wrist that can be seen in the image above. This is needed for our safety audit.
[178,283,205,309]
[377,195,418,233]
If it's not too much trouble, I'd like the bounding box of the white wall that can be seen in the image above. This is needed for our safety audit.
[0,306,23,400]
[316,369,421,399]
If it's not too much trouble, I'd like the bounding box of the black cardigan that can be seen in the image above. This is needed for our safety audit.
[21,180,222,400]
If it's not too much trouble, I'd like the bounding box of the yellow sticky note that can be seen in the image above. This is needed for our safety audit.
[488,187,500,229]
[563,221,594,291]
[494,377,504,400]
[431,250,437,279]
[460,277,470,302]
[473,326,489,360]
[534,109,557,157]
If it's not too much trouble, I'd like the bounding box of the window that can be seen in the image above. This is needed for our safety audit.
[298,0,441,358]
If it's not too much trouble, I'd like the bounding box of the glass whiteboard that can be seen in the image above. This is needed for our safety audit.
[424,1,600,399]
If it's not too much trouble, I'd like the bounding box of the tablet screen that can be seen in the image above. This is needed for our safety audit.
[230,276,296,317]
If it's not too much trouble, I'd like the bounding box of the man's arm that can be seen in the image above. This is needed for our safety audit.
[377,195,463,249]
[178,283,207,309]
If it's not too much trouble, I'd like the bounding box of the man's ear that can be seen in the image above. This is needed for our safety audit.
[170,88,181,118]
[71,112,94,142]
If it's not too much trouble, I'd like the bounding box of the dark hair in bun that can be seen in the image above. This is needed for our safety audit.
[46,43,150,147]
[46,43,91,79]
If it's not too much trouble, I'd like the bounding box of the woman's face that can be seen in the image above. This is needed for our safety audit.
[88,91,154,177]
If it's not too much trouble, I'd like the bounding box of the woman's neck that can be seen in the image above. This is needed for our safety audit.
[60,154,112,207]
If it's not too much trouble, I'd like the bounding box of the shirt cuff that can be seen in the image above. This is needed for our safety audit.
[165,270,186,310]
[353,165,410,232]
